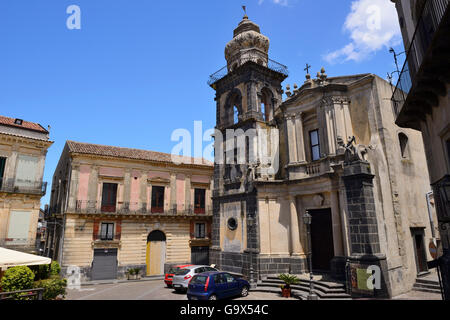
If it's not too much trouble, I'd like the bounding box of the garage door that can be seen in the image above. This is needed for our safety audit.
[191,246,209,265]
[91,248,118,280]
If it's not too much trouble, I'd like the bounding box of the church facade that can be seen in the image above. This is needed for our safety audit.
[209,14,438,298]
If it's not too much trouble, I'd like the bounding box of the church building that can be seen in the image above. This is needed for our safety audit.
[208,13,438,298]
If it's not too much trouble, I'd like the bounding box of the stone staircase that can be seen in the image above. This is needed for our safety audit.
[413,272,442,295]
[251,275,351,300]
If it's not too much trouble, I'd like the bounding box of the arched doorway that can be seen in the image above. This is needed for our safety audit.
[146,230,166,276]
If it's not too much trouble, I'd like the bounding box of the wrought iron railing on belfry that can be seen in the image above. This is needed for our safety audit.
[392,0,449,115]
[208,58,289,86]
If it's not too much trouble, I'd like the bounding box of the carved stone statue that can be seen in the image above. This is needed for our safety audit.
[338,136,368,163]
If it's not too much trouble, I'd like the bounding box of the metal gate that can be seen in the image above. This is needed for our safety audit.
[91,248,118,280]
[191,246,209,265]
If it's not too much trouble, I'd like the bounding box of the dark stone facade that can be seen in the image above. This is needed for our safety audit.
[342,160,391,298]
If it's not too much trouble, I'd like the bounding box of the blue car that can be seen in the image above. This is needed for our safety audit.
[187,271,250,300]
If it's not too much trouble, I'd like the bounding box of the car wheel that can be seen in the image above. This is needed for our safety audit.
[241,286,249,297]
[208,294,217,300]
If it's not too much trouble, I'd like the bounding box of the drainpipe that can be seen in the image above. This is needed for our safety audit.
[426,191,436,243]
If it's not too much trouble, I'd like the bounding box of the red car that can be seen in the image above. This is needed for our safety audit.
[165,264,193,287]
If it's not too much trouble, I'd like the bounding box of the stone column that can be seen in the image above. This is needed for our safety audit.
[170,173,177,211]
[87,166,99,209]
[140,172,148,211]
[185,175,191,212]
[123,169,131,208]
[324,104,337,155]
[288,195,306,274]
[286,114,298,164]
[343,160,391,298]
[294,112,306,162]
[68,164,79,211]
[288,196,301,255]
[330,190,346,280]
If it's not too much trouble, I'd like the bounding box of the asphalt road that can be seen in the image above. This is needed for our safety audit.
[66,279,296,300]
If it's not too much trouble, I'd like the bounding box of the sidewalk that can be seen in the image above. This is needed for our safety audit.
[79,275,164,286]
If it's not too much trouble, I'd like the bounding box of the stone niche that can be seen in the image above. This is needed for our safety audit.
[222,202,243,253]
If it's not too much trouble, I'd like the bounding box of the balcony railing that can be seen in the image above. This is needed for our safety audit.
[71,200,212,216]
[208,58,289,86]
[392,0,449,114]
[287,157,333,180]
[0,178,47,196]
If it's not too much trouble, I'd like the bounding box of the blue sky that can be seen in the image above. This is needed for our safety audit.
[0,0,404,206]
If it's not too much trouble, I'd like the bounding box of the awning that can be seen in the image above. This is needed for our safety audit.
[0,247,51,270]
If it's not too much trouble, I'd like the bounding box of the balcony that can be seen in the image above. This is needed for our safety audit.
[0,178,47,196]
[69,200,213,217]
[392,0,450,129]
[208,58,289,87]
[286,158,335,180]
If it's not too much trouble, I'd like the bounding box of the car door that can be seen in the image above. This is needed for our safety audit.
[223,273,240,297]
[213,274,228,299]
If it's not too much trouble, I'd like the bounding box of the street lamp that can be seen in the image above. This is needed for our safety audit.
[303,210,318,300]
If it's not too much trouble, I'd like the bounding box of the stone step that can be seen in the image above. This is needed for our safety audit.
[415,278,440,286]
[265,276,346,289]
[261,279,346,294]
[250,286,305,300]
[413,283,442,294]
[413,282,441,290]
[257,281,351,299]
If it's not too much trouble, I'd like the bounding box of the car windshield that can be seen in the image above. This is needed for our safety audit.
[175,268,190,275]
[191,275,208,284]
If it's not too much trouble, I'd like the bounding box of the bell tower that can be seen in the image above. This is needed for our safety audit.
[208,13,288,282]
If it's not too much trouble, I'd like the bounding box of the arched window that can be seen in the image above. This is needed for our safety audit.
[233,105,239,124]
[260,88,273,122]
[225,89,242,126]
[399,133,409,159]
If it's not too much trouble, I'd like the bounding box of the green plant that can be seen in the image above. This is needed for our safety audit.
[278,274,300,288]
[50,261,61,276]
[1,266,35,299]
[127,268,136,275]
[34,278,67,300]
[133,268,141,275]
[30,264,50,281]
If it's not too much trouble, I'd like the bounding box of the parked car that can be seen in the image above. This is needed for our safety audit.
[172,265,218,292]
[164,264,193,287]
[187,271,250,300]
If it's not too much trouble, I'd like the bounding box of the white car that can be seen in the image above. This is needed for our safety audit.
[172,265,218,292]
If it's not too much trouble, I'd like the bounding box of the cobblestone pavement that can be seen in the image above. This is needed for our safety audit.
[66,280,297,300]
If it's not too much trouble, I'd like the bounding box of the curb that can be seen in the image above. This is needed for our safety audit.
[80,276,165,286]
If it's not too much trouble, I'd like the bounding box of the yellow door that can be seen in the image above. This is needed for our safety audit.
[146,241,165,276]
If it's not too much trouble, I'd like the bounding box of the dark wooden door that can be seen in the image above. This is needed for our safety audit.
[310,209,334,271]
[414,232,428,273]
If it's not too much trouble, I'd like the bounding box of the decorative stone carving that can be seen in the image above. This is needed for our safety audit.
[338,136,368,163]
[313,194,324,207]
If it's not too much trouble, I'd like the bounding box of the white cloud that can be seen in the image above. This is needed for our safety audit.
[258,0,289,6]
[323,0,401,64]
